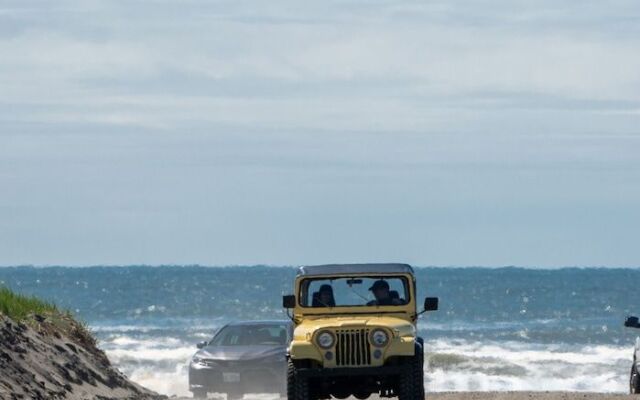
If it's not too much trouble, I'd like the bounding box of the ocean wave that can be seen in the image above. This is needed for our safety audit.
[125,364,191,397]
[419,318,566,332]
[99,333,632,396]
[92,319,225,334]
[424,339,629,392]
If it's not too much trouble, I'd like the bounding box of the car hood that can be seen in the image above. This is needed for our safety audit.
[196,345,285,361]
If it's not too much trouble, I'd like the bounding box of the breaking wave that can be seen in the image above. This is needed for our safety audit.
[96,324,631,396]
[424,339,629,392]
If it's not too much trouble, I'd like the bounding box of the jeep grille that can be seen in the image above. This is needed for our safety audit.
[335,329,371,366]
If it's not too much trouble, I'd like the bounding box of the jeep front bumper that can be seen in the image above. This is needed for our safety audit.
[295,364,410,378]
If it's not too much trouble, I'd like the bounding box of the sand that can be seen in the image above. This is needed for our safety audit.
[171,393,631,400]
[428,393,630,400]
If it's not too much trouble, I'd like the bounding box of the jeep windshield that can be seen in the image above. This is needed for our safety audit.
[299,276,410,308]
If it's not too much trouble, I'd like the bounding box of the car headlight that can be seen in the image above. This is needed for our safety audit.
[192,356,206,365]
[370,329,389,347]
[316,331,335,349]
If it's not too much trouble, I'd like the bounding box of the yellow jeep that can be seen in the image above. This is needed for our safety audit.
[282,263,438,400]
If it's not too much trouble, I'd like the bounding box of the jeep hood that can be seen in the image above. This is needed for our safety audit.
[293,316,415,340]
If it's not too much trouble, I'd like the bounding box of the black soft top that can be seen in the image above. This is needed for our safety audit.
[297,263,414,277]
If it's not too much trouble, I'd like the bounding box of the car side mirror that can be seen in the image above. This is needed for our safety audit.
[625,316,640,328]
[196,341,208,349]
[283,295,296,309]
[424,297,438,312]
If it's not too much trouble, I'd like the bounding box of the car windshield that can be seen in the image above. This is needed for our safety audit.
[299,276,410,307]
[211,324,289,346]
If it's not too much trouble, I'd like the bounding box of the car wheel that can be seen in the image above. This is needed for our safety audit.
[192,389,207,399]
[398,345,425,400]
[287,358,310,400]
[631,364,640,394]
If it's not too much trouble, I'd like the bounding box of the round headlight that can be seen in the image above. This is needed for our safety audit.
[316,331,335,349]
[370,329,389,347]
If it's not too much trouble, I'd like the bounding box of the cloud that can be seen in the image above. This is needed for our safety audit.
[0,0,639,266]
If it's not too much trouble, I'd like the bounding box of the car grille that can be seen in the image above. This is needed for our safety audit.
[202,360,243,368]
[335,329,371,366]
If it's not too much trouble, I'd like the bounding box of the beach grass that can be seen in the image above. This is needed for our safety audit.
[0,285,97,347]
[0,286,59,321]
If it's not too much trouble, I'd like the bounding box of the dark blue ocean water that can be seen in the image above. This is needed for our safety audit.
[0,266,637,395]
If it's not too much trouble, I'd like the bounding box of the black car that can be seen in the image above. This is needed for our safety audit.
[189,320,292,399]
[626,316,640,394]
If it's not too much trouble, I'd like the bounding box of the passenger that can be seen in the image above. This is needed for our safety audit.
[313,284,335,307]
[367,280,403,306]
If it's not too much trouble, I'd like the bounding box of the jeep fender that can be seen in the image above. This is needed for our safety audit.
[389,336,418,357]
[288,340,323,362]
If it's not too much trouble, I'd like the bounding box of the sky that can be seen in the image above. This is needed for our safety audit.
[1,0,639,267]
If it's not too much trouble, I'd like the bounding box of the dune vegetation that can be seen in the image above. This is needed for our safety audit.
[0,285,96,348]
[0,285,59,321]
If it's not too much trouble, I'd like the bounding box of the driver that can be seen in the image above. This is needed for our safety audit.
[314,284,335,307]
[367,280,402,306]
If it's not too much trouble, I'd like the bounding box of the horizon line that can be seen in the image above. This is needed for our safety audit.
[0,264,638,270]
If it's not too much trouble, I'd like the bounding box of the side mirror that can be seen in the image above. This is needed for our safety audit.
[283,295,296,309]
[625,316,640,328]
[197,341,208,349]
[424,297,439,312]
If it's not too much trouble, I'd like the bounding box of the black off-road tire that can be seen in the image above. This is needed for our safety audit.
[287,358,310,400]
[398,345,425,400]
[631,364,640,394]
[415,343,426,400]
